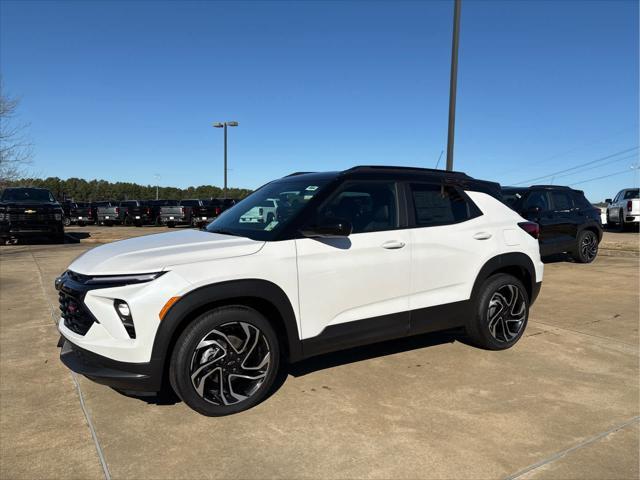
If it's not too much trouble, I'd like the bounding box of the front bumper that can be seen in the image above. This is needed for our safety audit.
[1,221,63,236]
[59,337,162,392]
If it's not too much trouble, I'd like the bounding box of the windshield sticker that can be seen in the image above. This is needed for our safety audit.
[305,185,318,191]
[264,220,279,231]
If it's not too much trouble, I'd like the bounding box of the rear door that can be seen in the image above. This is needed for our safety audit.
[548,190,576,250]
[521,190,557,255]
[406,182,486,334]
[295,180,411,352]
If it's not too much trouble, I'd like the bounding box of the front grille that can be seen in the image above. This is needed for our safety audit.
[59,291,95,335]
[8,213,57,221]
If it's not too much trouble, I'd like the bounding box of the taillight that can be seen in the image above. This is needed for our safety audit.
[627,201,632,212]
[181,207,185,215]
[115,207,120,214]
[215,207,221,215]
[146,207,151,215]
[518,221,540,239]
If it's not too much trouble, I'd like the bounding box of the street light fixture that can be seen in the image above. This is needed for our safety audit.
[213,121,239,198]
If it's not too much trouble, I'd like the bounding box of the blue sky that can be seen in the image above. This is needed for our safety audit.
[1,0,638,201]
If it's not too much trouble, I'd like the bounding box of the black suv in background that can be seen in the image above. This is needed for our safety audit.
[0,187,65,244]
[502,185,602,263]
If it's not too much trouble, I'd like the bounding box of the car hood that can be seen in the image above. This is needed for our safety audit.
[68,229,265,275]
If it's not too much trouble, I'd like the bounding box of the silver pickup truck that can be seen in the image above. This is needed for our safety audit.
[159,199,220,228]
[96,202,120,226]
[605,188,639,230]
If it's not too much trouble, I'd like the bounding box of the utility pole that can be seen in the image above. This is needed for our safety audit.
[446,0,462,171]
[213,121,239,198]
[154,174,160,200]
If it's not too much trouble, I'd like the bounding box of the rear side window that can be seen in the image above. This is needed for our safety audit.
[409,184,477,227]
[572,192,593,209]
[550,191,574,211]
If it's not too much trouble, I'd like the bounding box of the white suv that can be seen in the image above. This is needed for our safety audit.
[56,166,544,416]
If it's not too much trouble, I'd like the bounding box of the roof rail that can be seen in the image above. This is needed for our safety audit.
[344,165,470,177]
[530,184,572,189]
[285,171,315,177]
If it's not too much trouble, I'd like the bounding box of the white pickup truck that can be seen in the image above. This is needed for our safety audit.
[239,198,278,224]
[605,188,639,230]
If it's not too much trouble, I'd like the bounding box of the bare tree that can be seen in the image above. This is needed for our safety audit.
[0,79,33,184]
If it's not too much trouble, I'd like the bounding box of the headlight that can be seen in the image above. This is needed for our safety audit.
[65,270,166,286]
[86,271,166,285]
[54,213,62,221]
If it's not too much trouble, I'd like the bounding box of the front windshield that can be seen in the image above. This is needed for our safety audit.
[1,189,55,203]
[206,178,330,240]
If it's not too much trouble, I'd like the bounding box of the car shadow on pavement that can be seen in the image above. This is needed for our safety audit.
[117,330,460,408]
[288,330,458,377]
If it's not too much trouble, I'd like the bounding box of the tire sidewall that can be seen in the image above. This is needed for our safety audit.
[576,230,598,263]
[472,274,529,350]
[169,306,281,416]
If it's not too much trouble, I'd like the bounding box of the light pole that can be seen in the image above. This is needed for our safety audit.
[446,0,462,171]
[154,173,160,200]
[213,121,239,198]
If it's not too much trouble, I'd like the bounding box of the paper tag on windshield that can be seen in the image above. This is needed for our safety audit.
[305,186,318,191]
[264,221,279,231]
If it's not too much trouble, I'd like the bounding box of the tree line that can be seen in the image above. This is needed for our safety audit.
[3,177,253,202]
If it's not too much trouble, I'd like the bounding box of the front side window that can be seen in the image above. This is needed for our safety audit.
[410,183,475,227]
[313,181,398,234]
[551,191,574,211]
[206,178,330,240]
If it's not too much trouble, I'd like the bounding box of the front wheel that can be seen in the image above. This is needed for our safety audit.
[465,274,529,350]
[169,306,280,416]
[573,230,598,263]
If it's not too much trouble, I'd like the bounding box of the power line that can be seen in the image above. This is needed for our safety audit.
[568,167,639,187]
[513,146,639,185]
[552,153,638,180]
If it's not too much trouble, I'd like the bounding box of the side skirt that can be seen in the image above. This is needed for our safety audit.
[300,300,471,360]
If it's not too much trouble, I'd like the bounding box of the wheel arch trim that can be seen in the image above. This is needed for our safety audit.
[471,253,538,305]
[151,279,302,366]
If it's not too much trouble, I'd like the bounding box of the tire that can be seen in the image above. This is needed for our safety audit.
[169,306,280,416]
[78,221,85,227]
[266,213,275,224]
[465,273,529,351]
[573,230,598,263]
[167,222,175,228]
[191,217,199,228]
[606,210,611,227]
[155,216,162,226]
[618,210,626,231]
[124,216,132,226]
[63,217,71,227]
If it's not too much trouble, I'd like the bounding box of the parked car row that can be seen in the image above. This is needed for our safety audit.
[61,198,237,228]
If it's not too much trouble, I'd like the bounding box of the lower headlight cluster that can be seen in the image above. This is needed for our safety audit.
[114,299,136,339]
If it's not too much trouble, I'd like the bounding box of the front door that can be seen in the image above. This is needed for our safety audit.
[295,180,411,355]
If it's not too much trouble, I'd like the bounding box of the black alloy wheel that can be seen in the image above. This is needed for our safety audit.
[574,230,598,263]
[465,273,529,350]
[170,306,280,416]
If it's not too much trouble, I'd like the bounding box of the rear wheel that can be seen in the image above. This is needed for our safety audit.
[573,230,598,263]
[169,306,280,416]
[167,222,175,228]
[618,210,626,231]
[63,217,71,227]
[465,273,529,350]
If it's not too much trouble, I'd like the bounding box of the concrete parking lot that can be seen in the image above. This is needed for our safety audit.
[1,226,638,479]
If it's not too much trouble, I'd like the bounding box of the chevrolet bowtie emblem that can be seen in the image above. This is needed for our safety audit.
[24,209,36,214]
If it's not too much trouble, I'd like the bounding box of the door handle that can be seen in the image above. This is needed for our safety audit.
[381,240,406,249]
[473,232,492,240]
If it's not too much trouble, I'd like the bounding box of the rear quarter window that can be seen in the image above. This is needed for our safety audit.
[410,184,479,227]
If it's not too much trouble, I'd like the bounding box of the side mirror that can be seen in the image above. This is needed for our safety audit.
[605,199,612,204]
[301,218,352,238]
